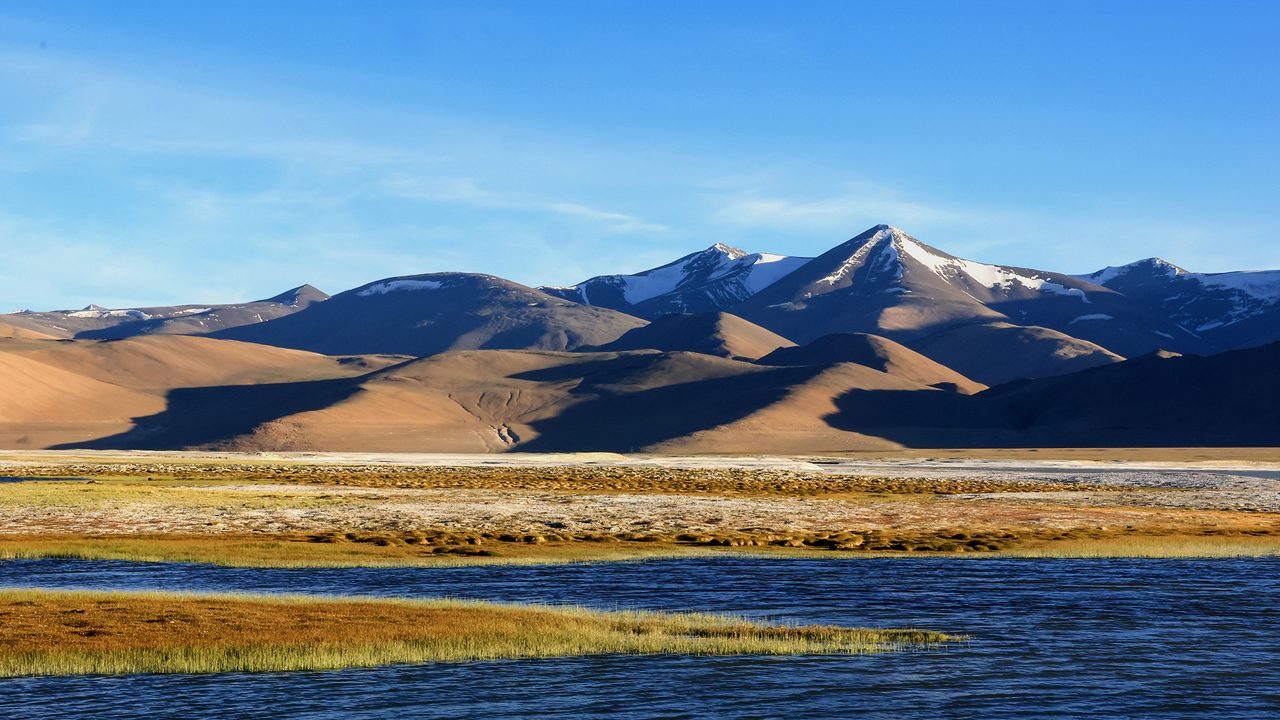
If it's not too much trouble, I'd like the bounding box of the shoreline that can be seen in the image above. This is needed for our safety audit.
[3,447,1280,473]
[5,530,1279,568]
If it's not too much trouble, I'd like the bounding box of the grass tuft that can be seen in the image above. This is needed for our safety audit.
[0,589,954,677]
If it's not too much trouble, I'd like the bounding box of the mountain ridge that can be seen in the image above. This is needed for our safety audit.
[214,272,646,357]
[540,243,811,319]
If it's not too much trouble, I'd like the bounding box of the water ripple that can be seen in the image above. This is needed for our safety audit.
[1,557,1278,719]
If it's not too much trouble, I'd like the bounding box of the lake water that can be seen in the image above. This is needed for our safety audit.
[1,556,1277,719]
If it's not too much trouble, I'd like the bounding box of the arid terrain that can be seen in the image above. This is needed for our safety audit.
[4,451,1277,566]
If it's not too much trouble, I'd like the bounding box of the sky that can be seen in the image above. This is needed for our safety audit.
[1,0,1277,310]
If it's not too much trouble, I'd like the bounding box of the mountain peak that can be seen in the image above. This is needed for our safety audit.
[260,284,330,307]
[709,242,749,259]
[1125,257,1187,276]
[1084,257,1188,285]
[814,224,922,287]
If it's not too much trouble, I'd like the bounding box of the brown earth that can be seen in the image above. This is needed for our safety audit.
[757,332,986,394]
[586,312,795,360]
[2,457,1278,565]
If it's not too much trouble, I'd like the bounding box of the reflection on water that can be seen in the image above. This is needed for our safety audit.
[1,556,1278,719]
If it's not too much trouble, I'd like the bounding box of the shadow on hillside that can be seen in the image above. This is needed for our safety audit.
[514,365,827,452]
[53,377,364,450]
[825,381,1280,448]
[822,387,1019,448]
[508,353,668,385]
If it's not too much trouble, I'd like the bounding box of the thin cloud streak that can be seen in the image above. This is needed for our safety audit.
[381,172,668,234]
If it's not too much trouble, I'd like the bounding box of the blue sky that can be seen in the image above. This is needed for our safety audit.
[1,0,1277,310]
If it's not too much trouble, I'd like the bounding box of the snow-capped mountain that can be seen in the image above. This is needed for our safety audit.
[731,225,1198,360]
[216,272,645,357]
[0,285,329,340]
[10,224,1274,389]
[540,243,811,320]
[1080,258,1280,350]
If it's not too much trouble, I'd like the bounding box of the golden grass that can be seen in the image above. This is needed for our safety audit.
[0,589,953,676]
[1,463,1120,496]
[1002,534,1280,558]
[3,525,1278,568]
[0,534,716,567]
[3,461,1278,564]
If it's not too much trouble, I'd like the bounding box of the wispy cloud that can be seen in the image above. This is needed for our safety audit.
[545,203,667,233]
[381,172,667,234]
[4,17,1270,315]
[708,183,997,235]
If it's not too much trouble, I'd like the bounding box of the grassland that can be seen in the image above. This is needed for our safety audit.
[4,526,1279,568]
[0,589,953,676]
[0,460,1120,495]
[2,457,1279,566]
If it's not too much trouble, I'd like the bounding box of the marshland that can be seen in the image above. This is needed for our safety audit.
[0,588,950,677]
[2,452,1279,719]
[1,455,1278,567]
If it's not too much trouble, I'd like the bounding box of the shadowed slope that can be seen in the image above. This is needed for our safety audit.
[653,362,950,454]
[584,312,795,360]
[824,340,1280,448]
[241,351,807,453]
[216,274,645,357]
[905,322,1123,386]
[59,349,943,453]
[53,377,367,451]
[513,360,829,452]
[0,353,164,448]
[982,341,1280,446]
[757,332,985,394]
[0,335,409,449]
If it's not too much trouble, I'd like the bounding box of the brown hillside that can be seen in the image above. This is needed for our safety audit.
[585,312,794,360]
[757,332,985,394]
[905,322,1123,386]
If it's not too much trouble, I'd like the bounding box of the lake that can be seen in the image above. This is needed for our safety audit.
[1,556,1277,719]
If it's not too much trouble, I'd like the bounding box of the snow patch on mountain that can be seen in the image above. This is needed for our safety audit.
[1070,314,1114,324]
[711,242,750,260]
[67,308,151,320]
[744,253,810,292]
[1085,258,1187,285]
[821,227,890,285]
[554,243,809,311]
[357,279,444,296]
[616,244,804,304]
[1196,270,1280,302]
[895,229,1088,301]
[1040,283,1090,302]
[1082,259,1280,332]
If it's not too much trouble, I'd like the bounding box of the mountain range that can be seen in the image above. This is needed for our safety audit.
[0,285,329,340]
[1,223,1276,451]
